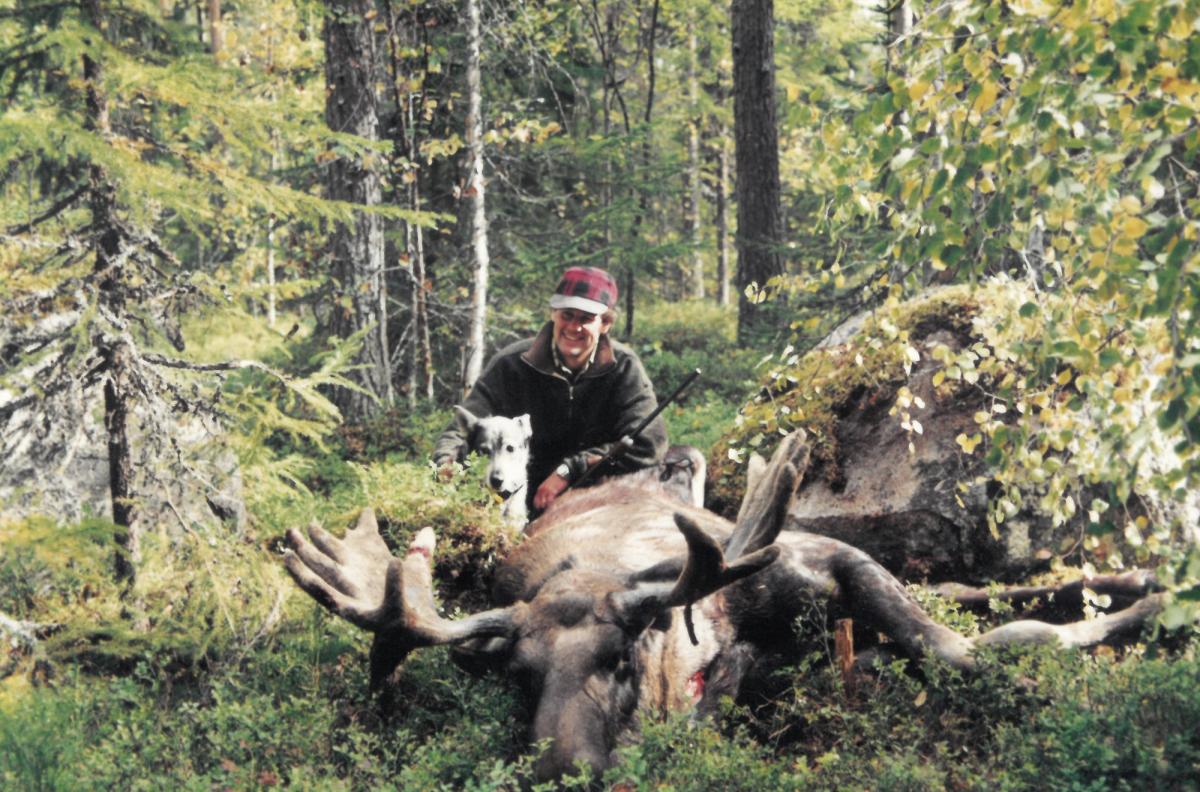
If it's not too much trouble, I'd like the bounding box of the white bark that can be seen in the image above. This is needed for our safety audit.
[463,0,490,390]
[687,20,703,299]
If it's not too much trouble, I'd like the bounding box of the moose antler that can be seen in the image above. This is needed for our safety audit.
[284,509,522,676]
[613,514,780,643]
[726,430,811,560]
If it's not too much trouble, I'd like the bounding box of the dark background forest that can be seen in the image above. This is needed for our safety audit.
[2,0,1200,788]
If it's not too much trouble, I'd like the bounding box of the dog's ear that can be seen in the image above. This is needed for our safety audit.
[454,406,479,434]
[514,414,532,439]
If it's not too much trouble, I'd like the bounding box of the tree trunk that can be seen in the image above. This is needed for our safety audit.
[104,340,137,583]
[686,18,703,299]
[716,130,731,307]
[266,209,277,328]
[886,0,913,79]
[84,0,139,584]
[462,0,490,391]
[207,0,222,55]
[624,0,659,338]
[731,0,784,345]
[323,0,392,419]
[411,202,433,402]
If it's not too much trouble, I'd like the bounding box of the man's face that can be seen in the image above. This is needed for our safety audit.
[551,308,608,370]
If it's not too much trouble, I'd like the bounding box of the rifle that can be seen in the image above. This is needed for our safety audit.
[566,368,702,491]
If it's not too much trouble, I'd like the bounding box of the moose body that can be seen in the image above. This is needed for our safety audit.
[285,432,1165,782]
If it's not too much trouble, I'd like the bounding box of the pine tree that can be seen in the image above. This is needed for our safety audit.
[0,0,407,581]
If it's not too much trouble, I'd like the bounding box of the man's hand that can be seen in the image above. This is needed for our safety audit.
[533,472,570,511]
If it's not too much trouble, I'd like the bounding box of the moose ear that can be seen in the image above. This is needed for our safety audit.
[514,414,532,437]
[454,405,479,433]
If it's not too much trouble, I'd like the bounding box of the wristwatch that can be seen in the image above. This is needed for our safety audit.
[555,462,572,481]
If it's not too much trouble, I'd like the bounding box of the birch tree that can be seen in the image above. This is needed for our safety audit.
[462,0,491,391]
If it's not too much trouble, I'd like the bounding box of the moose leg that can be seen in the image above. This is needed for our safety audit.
[970,593,1166,650]
[827,541,977,669]
[779,534,1165,672]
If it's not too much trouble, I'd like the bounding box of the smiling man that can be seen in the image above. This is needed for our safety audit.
[433,266,668,515]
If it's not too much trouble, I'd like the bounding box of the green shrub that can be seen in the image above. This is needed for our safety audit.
[634,300,760,407]
[0,685,89,792]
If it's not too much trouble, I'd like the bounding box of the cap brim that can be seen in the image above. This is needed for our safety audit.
[550,294,611,315]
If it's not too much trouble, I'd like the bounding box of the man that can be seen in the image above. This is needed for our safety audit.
[433,266,668,512]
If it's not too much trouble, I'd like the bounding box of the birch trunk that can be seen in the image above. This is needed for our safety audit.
[462,0,490,391]
[686,19,703,299]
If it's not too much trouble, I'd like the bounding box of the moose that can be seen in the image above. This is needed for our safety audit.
[284,431,1165,783]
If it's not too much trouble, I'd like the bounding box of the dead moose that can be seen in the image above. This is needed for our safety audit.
[283,432,1165,783]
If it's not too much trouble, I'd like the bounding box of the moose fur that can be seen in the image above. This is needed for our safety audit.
[284,431,1165,783]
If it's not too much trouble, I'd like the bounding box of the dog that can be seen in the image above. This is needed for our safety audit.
[453,406,532,526]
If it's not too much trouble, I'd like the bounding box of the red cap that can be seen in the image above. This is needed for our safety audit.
[549,267,618,315]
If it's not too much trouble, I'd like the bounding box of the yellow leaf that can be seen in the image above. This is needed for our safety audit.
[978,175,996,194]
[1163,78,1200,99]
[908,80,931,103]
[1119,195,1142,214]
[1113,237,1138,257]
[972,80,999,117]
[1056,369,1074,385]
[1121,216,1149,239]
[1087,224,1109,248]
[914,689,927,707]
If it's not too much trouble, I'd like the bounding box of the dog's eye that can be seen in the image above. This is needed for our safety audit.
[506,445,515,453]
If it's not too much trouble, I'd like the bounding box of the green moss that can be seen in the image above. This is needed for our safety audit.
[707,286,980,516]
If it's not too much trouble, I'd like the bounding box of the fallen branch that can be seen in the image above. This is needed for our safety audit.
[0,611,58,649]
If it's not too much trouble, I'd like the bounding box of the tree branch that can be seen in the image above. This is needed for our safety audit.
[5,185,88,235]
[141,350,286,381]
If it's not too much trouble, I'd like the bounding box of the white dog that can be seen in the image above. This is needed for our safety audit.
[454,406,532,526]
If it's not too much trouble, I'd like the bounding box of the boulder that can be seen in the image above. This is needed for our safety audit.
[709,286,1066,583]
[0,379,244,533]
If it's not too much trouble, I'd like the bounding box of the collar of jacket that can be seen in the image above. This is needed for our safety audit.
[521,321,617,378]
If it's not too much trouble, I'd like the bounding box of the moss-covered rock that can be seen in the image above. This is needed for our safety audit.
[709,280,1190,583]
